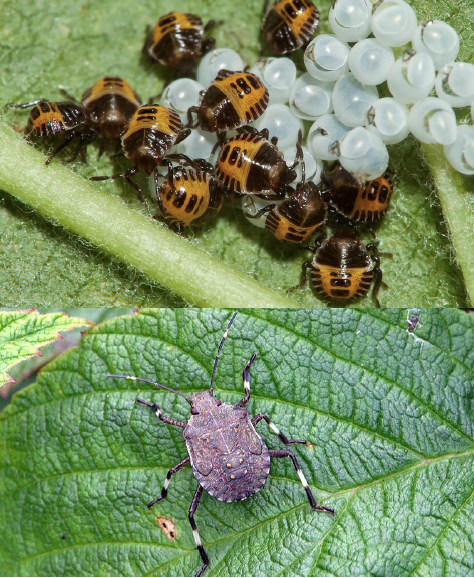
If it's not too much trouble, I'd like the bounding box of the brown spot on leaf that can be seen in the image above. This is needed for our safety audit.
[157,516,176,540]
[306,442,315,449]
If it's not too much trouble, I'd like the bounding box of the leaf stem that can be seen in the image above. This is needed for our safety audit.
[423,143,474,305]
[0,122,298,308]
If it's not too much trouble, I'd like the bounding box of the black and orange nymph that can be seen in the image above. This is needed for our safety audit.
[324,165,393,223]
[155,160,225,228]
[82,76,142,142]
[244,141,327,242]
[187,69,269,132]
[262,0,320,55]
[215,128,300,199]
[288,231,391,307]
[8,99,95,165]
[143,12,218,75]
[90,104,191,197]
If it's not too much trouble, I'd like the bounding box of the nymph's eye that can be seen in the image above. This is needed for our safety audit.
[191,408,199,415]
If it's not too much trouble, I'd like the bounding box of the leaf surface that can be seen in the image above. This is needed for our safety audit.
[0,309,473,576]
[0,310,91,388]
[0,0,473,307]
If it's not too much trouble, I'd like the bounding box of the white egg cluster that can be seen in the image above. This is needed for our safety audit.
[153,0,474,191]
[302,0,473,177]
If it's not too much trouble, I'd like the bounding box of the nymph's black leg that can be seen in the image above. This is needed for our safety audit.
[210,130,228,156]
[286,260,313,295]
[203,19,223,33]
[142,25,152,55]
[366,243,392,308]
[90,166,139,183]
[125,173,144,200]
[58,87,78,101]
[64,133,86,163]
[175,129,192,145]
[252,414,307,444]
[189,485,209,577]
[64,129,95,164]
[135,397,186,428]
[269,450,334,514]
[242,204,274,220]
[201,37,216,54]
[164,154,213,172]
[90,166,142,197]
[146,456,190,508]
[236,352,258,407]
[186,106,200,128]
[154,166,170,218]
[44,132,76,165]
[295,137,305,184]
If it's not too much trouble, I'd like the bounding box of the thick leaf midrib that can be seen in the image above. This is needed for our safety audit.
[1,437,464,508]
[224,387,424,458]
[1,485,310,574]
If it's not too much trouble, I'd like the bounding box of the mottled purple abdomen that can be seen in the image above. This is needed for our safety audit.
[183,404,271,502]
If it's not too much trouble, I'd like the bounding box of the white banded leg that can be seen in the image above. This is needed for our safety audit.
[237,352,258,407]
[269,450,334,514]
[252,414,307,444]
[189,485,209,577]
[135,398,186,428]
[147,457,190,509]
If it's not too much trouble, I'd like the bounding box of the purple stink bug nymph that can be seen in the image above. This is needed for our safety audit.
[107,311,334,576]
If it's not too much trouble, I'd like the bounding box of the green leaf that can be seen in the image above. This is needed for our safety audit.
[0,309,473,576]
[0,309,92,388]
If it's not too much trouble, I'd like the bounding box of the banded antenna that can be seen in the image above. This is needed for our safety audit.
[107,375,193,406]
[210,310,238,396]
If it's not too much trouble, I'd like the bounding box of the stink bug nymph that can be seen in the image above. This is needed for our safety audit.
[262,0,320,55]
[107,312,334,577]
